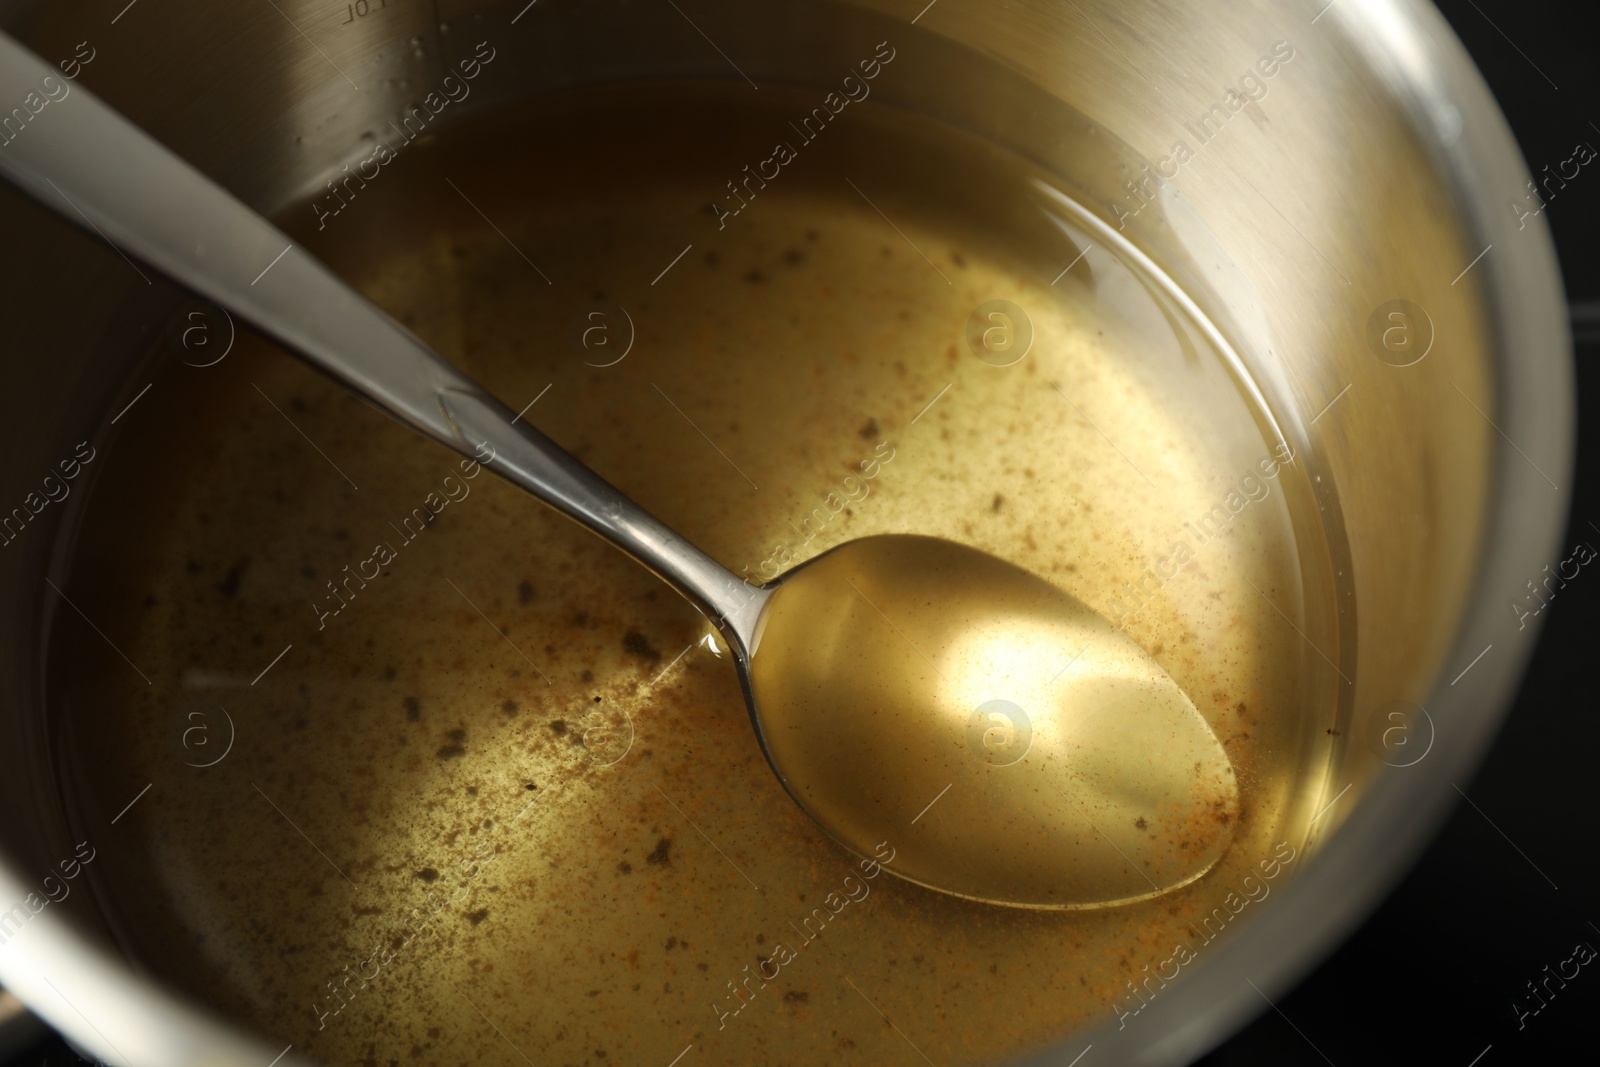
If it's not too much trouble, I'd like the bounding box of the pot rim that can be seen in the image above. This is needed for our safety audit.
[1021,0,1575,1062]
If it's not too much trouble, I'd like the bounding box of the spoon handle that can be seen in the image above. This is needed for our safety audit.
[0,32,765,645]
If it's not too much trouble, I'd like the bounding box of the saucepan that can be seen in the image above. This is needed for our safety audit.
[0,0,1571,1064]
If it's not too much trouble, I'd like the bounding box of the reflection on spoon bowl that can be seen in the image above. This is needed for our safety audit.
[748,535,1238,909]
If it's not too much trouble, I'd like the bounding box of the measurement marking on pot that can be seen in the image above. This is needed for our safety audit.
[1310,0,1337,23]
[1450,643,1493,685]
[250,243,294,285]
[910,0,939,24]
[1051,243,1093,285]
[664,1,758,90]
[110,0,141,23]
[251,643,294,685]
[1308,782,1352,826]
[109,382,154,425]
[845,177,950,283]
[652,782,760,890]
[445,577,553,684]
[1451,784,1558,890]
[651,242,694,285]
[1065,1046,1093,1067]
[1245,977,1336,1066]
[252,782,360,890]
[44,578,151,685]
[261,0,361,92]
[909,382,952,425]
[1465,1045,1492,1067]
[511,0,540,24]
[1242,576,1352,684]
[110,783,152,825]
[251,383,361,490]
[1450,243,1494,286]
[264,1044,294,1067]
[1052,385,1156,488]
[666,1044,694,1067]
[42,178,151,285]
[1450,382,1558,490]
[445,177,552,283]
[844,977,937,1066]
[444,977,537,1067]
[510,382,553,425]
[910,783,952,825]
[653,383,759,489]
[1308,383,1352,425]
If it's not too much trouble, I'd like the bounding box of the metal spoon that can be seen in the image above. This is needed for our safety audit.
[0,32,1237,908]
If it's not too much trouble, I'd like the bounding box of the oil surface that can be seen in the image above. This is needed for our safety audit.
[53,85,1328,1065]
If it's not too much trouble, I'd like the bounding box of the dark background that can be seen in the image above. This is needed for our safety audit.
[5,1,1596,1064]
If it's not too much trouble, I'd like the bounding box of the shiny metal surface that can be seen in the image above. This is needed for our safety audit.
[0,29,768,649]
[0,0,1572,1065]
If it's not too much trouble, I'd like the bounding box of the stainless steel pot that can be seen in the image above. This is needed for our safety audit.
[0,0,1572,1064]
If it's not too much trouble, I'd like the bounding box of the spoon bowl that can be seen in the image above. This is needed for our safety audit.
[747,535,1238,907]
